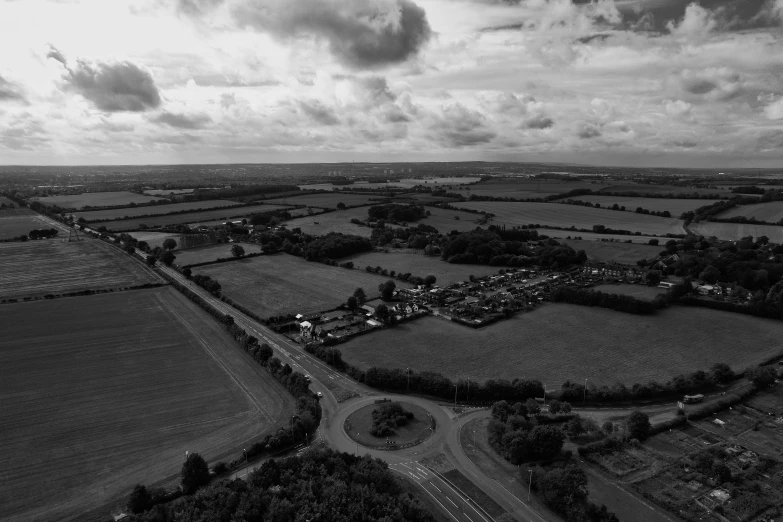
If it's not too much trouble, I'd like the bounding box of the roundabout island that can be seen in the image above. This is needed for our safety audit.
[344,400,435,450]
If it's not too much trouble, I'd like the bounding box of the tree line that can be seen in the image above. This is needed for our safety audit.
[550,286,666,315]
[367,203,428,223]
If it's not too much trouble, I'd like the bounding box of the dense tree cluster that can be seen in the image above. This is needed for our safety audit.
[301,233,372,261]
[367,204,428,223]
[551,286,666,315]
[370,402,414,437]
[191,274,222,296]
[531,465,619,522]
[28,228,58,239]
[487,400,566,464]
[126,448,436,522]
[370,223,439,248]
[184,184,300,202]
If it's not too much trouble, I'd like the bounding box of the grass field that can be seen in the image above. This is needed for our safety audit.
[0,195,18,206]
[539,228,665,243]
[266,192,383,209]
[75,199,242,221]
[716,201,783,223]
[196,253,404,317]
[0,212,66,239]
[453,201,686,236]
[0,287,295,522]
[283,207,374,237]
[344,251,499,286]
[143,188,195,195]
[563,196,721,215]
[98,203,294,231]
[128,231,182,249]
[561,240,662,265]
[175,243,264,266]
[597,184,731,196]
[447,178,608,199]
[0,238,160,300]
[691,221,783,243]
[338,305,783,385]
[35,191,167,209]
[416,207,489,234]
[592,283,665,299]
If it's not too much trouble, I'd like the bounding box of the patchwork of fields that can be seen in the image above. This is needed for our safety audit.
[175,242,264,266]
[339,305,783,385]
[196,253,405,317]
[447,178,607,199]
[98,203,293,231]
[716,201,783,223]
[345,251,499,286]
[561,239,662,264]
[266,192,383,208]
[453,201,686,236]
[691,221,783,243]
[75,199,242,221]
[0,288,295,522]
[283,207,374,237]
[0,211,66,239]
[0,238,160,300]
[597,184,732,196]
[35,191,167,209]
[563,196,720,215]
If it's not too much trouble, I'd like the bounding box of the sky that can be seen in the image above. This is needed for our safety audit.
[0,0,782,168]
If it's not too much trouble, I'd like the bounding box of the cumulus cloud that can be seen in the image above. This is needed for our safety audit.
[0,74,25,102]
[227,0,432,69]
[153,110,212,129]
[667,3,718,40]
[578,122,601,139]
[63,60,162,112]
[764,97,783,120]
[664,99,693,119]
[433,103,496,147]
[678,68,744,102]
[298,99,340,125]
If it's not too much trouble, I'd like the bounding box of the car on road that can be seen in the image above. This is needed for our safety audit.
[316,392,323,398]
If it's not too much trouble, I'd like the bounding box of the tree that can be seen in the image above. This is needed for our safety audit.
[645,270,662,286]
[379,280,396,301]
[231,244,246,258]
[127,484,152,514]
[353,287,367,304]
[160,251,176,266]
[181,453,210,494]
[560,401,572,413]
[375,303,390,321]
[424,275,437,286]
[336,202,346,210]
[491,400,512,422]
[602,421,614,433]
[626,410,651,440]
[182,267,192,279]
[162,238,177,251]
[709,363,734,384]
[347,296,357,310]
[525,398,540,415]
[648,239,659,246]
[146,255,156,267]
[713,461,732,484]
[548,400,561,414]
[747,366,777,389]
[699,265,721,284]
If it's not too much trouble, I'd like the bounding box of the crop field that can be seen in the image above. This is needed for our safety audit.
[338,305,783,385]
[597,183,731,196]
[691,221,783,243]
[0,287,295,522]
[75,199,242,222]
[592,283,666,299]
[716,201,783,223]
[453,201,686,236]
[175,242,265,266]
[283,207,374,237]
[34,191,167,209]
[0,238,160,300]
[196,253,405,317]
[416,207,490,234]
[97,203,294,231]
[446,178,608,199]
[344,251,498,286]
[0,212,64,239]
[561,239,662,264]
[265,192,383,209]
[563,195,720,214]
[143,188,195,195]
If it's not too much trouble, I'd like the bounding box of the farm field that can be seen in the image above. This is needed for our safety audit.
[128,231,182,249]
[0,287,295,522]
[298,177,481,191]
[716,201,783,223]
[597,183,731,196]
[562,196,721,214]
[98,203,294,231]
[283,207,374,237]
[416,206,490,234]
[338,305,783,385]
[196,252,406,317]
[453,201,686,236]
[344,251,499,286]
[0,195,18,206]
[143,188,195,195]
[561,239,662,264]
[0,238,160,300]
[74,199,242,222]
[447,178,608,199]
[266,192,383,208]
[35,191,167,209]
[691,221,783,243]
[539,228,664,243]
[175,242,264,266]
[592,283,665,299]
[0,212,66,239]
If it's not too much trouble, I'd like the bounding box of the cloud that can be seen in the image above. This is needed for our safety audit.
[433,103,496,147]
[232,0,432,69]
[46,46,67,65]
[664,99,693,119]
[677,68,743,101]
[526,114,554,129]
[63,60,162,112]
[298,99,340,125]
[153,110,212,129]
[0,74,25,102]
[667,3,718,40]
[578,122,601,139]
[764,97,783,120]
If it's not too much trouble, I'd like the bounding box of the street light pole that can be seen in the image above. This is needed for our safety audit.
[356,433,359,455]
[407,368,410,392]
[528,469,533,503]
[454,383,458,406]
[584,378,587,404]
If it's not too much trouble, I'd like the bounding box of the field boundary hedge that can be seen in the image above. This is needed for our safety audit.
[179,251,266,268]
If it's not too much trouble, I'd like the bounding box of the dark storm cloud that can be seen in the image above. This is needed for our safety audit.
[233,0,432,69]
[298,99,340,125]
[153,111,212,129]
[0,74,25,102]
[64,60,162,112]
[621,0,781,33]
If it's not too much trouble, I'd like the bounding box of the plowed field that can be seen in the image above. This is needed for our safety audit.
[0,288,295,522]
